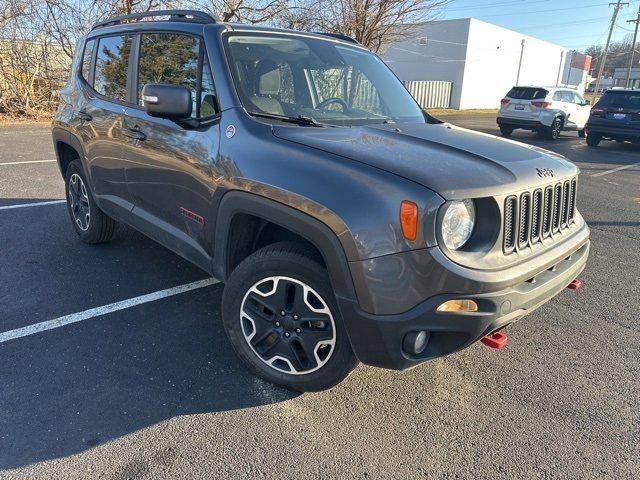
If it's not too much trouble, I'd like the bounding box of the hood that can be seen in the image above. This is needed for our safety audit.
[272,122,578,199]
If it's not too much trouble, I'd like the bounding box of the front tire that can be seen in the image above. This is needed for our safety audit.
[64,160,118,244]
[222,242,357,392]
[578,128,586,138]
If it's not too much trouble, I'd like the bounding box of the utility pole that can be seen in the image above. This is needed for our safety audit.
[626,4,640,88]
[516,39,525,86]
[594,0,628,99]
[556,51,565,87]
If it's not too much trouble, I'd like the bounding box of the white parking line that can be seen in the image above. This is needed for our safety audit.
[0,278,219,344]
[0,200,65,210]
[592,161,640,177]
[0,159,56,166]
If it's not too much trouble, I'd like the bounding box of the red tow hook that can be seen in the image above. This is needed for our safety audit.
[481,331,508,349]
[567,279,582,290]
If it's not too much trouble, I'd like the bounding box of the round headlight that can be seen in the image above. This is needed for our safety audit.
[441,199,475,250]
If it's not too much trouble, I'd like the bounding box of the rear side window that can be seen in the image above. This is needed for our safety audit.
[596,92,640,109]
[137,33,217,118]
[506,87,548,100]
[81,39,95,82]
[94,35,133,102]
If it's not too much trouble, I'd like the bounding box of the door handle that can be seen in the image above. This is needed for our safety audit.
[75,110,92,122]
[122,125,146,141]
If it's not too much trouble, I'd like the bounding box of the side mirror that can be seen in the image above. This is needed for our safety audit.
[583,100,591,106]
[142,83,192,119]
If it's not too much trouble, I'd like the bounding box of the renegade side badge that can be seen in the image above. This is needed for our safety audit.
[225,125,236,138]
[180,207,205,225]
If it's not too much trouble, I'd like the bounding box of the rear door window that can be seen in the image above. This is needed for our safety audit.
[93,35,133,102]
[507,87,548,100]
[137,32,217,119]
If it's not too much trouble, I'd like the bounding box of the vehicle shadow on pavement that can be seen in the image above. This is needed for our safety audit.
[0,217,299,471]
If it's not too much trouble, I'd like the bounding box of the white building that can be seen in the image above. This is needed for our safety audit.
[612,68,640,88]
[384,18,591,109]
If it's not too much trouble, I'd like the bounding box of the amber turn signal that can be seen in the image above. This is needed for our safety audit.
[436,299,479,313]
[400,200,418,241]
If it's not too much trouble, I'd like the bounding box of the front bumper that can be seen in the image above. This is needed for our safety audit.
[339,240,590,370]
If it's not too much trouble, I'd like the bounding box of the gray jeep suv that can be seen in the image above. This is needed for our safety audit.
[52,10,590,391]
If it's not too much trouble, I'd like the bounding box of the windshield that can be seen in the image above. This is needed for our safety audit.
[223,33,425,126]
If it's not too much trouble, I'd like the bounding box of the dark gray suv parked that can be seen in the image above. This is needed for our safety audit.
[52,10,590,391]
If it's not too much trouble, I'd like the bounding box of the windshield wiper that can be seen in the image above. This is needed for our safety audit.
[247,111,329,127]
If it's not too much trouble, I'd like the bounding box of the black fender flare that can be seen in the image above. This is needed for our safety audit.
[212,191,358,304]
[51,127,89,180]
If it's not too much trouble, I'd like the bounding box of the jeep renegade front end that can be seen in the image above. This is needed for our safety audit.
[52,10,590,391]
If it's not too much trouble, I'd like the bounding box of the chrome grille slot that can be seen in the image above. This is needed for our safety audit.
[531,189,543,242]
[518,192,531,248]
[503,196,517,252]
[552,183,562,232]
[561,181,570,227]
[568,178,577,222]
[502,177,578,254]
[542,186,553,237]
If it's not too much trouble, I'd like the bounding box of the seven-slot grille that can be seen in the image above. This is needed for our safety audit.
[503,177,577,253]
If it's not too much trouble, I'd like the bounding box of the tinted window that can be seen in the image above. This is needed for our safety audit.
[94,35,132,101]
[81,39,95,81]
[200,56,217,117]
[507,87,548,100]
[595,91,640,109]
[138,33,217,118]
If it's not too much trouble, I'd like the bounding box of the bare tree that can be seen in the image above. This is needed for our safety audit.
[302,0,451,52]
[186,0,287,24]
[0,0,450,119]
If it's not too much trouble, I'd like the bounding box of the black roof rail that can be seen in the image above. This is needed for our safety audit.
[313,32,360,45]
[91,9,217,31]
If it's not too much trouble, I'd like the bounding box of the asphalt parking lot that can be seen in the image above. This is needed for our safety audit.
[1,116,638,479]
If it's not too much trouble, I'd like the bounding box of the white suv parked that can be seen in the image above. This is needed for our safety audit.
[497,86,591,140]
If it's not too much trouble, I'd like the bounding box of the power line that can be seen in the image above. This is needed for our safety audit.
[625,4,640,86]
[594,0,629,97]
[477,2,618,18]
[445,0,553,12]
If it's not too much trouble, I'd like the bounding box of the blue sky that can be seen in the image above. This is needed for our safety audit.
[441,0,640,51]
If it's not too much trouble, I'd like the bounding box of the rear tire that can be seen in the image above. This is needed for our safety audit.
[499,125,514,137]
[586,134,601,147]
[543,117,563,140]
[64,160,118,244]
[222,242,358,392]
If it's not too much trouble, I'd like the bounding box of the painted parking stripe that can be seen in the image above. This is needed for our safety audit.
[592,161,640,177]
[0,278,219,344]
[0,200,65,210]
[0,159,56,166]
